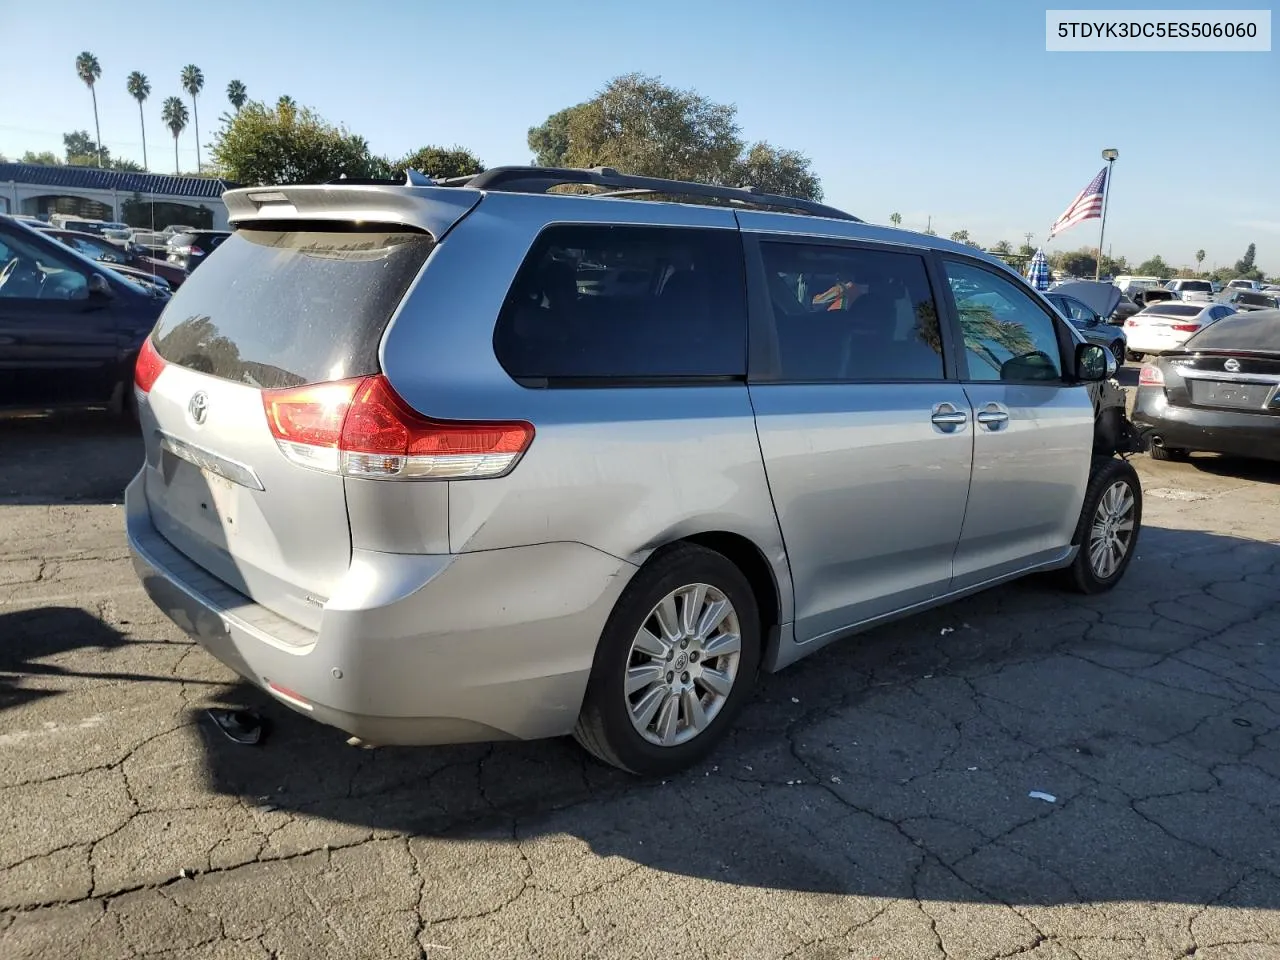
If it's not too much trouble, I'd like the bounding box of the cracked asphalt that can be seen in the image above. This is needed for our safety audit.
[1,409,1278,960]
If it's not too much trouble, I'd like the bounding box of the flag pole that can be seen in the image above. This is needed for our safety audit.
[1095,149,1119,280]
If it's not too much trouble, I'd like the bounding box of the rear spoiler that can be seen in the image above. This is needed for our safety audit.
[223,183,482,239]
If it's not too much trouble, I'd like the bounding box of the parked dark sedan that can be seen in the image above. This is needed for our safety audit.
[39,227,188,288]
[165,230,231,272]
[1220,289,1279,312]
[0,215,167,416]
[1132,308,1280,462]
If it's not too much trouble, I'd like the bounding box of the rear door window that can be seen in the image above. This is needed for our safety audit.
[493,225,746,384]
[151,228,434,389]
[756,241,945,382]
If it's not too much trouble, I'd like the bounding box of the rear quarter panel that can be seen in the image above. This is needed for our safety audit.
[377,193,794,620]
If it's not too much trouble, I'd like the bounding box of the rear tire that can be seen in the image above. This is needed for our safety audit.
[1061,457,1142,595]
[1125,350,1144,363]
[1149,443,1188,462]
[574,543,761,776]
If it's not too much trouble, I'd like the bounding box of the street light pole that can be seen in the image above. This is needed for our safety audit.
[1095,148,1119,281]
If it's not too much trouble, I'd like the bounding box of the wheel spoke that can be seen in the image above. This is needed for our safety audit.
[702,631,741,661]
[653,595,682,643]
[679,584,707,636]
[1091,519,1109,540]
[626,663,666,695]
[632,627,669,660]
[1113,518,1134,533]
[680,688,708,732]
[698,666,734,698]
[631,685,667,729]
[695,598,732,640]
[655,692,680,745]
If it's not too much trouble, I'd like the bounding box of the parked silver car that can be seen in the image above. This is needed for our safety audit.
[126,167,1142,775]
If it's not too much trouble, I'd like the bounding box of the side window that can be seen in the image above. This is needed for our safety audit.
[943,260,1064,383]
[1064,298,1097,324]
[493,225,746,383]
[0,230,89,301]
[758,242,944,382]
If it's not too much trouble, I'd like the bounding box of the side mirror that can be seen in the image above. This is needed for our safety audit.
[1075,342,1114,382]
[88,273,114,298]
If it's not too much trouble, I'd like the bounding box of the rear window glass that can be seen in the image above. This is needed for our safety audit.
[1178,281,1212,292]
[1141,304,1201,317]
[1185,310,1280,351]
[493,224,746,384]
[151,228,434,389]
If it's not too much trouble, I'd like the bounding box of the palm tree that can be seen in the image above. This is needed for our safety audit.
[126,72,151,170]
[227,79,247,113]
[161,97,189,175]
[75,52,103,167]
[889,212,902,227]
[180,65,205,170]
[1195,249,1206,272]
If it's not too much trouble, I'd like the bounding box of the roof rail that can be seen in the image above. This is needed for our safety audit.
[323,168,437,187]
[455,166,860,222]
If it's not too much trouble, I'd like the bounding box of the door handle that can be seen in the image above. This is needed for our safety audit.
[976,404,1010,429]
[931,402,968,431]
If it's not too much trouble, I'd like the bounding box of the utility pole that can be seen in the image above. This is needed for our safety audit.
[1024,232,1034,249]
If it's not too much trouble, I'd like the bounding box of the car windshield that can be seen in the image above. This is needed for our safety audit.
[1141,304,1202,317]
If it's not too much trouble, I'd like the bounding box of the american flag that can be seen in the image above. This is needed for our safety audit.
[1048,167,1108,240]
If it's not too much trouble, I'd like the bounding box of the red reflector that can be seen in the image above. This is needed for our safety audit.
[134,337,166,393]
[1172,323,1201,332]
[1125,320,1136,327]
[262,378,362,448]
[189,246,204,256]
[266,681,312,710]
[1138,364,1165,386]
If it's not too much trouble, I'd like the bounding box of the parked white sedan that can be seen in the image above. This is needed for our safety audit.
[1123,301,1237,359]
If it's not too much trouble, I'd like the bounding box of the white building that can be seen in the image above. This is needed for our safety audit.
[0,162,234,230]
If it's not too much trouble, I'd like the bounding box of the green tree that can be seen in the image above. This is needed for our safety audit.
[889,212,902,227]
[526,73,822,199]
[212,99,381,185]
[949,229,970,243]
[1136,254,1172,277]
[112,157,145,173]
[181,65,205,170]
[399,145,485,179]
[1195,248,1205,272]
[1018,242,1036,257]
[74,51,103,167]
[1234,242,1260,279]
[277,95,296,113]
[923,227,938,237]
[227,79,248,113]
[1051,248,1098,278]
[729,142,821,200]
[21,150,61,166]
[63,130,109,167]
[161,97,189,175]
[127,72,151,170]
[991,240,1013,255]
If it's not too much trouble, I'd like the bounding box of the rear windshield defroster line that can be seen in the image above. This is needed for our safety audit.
[151,227,435,390]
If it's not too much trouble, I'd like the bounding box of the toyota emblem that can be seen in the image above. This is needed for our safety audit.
[1223,358,1241,373]
[188,391,209,425]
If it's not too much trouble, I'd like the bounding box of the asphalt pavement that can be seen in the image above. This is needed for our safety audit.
[1,408,1278,960]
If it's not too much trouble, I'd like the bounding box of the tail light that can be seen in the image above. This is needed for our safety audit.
[1138,364,1165,386]
[188,246,204,257]
[134,337,167,393]
[262,375,534,480]
[1125,319,1137,327]
[1172,323,1201,332]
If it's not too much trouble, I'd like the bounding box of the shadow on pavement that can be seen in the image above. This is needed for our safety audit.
[0,410,143,505]
[1185,454,1280,485]
[0,606,221,712]
[183,524,1280,908]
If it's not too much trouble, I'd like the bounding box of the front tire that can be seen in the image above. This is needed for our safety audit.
[1110,341,1126,365]
[1061,457,1142,594]
[574,543,761,776]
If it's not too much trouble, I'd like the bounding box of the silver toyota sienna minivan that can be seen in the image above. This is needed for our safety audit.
[126,166,1142,775]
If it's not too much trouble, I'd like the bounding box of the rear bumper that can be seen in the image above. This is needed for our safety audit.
[1132,389,1280,461]
[125,471,637,745]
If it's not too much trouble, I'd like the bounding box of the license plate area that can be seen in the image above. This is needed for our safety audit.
[1188,380,1272,410]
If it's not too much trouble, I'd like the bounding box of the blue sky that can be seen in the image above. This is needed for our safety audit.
[2,0,1276,272]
